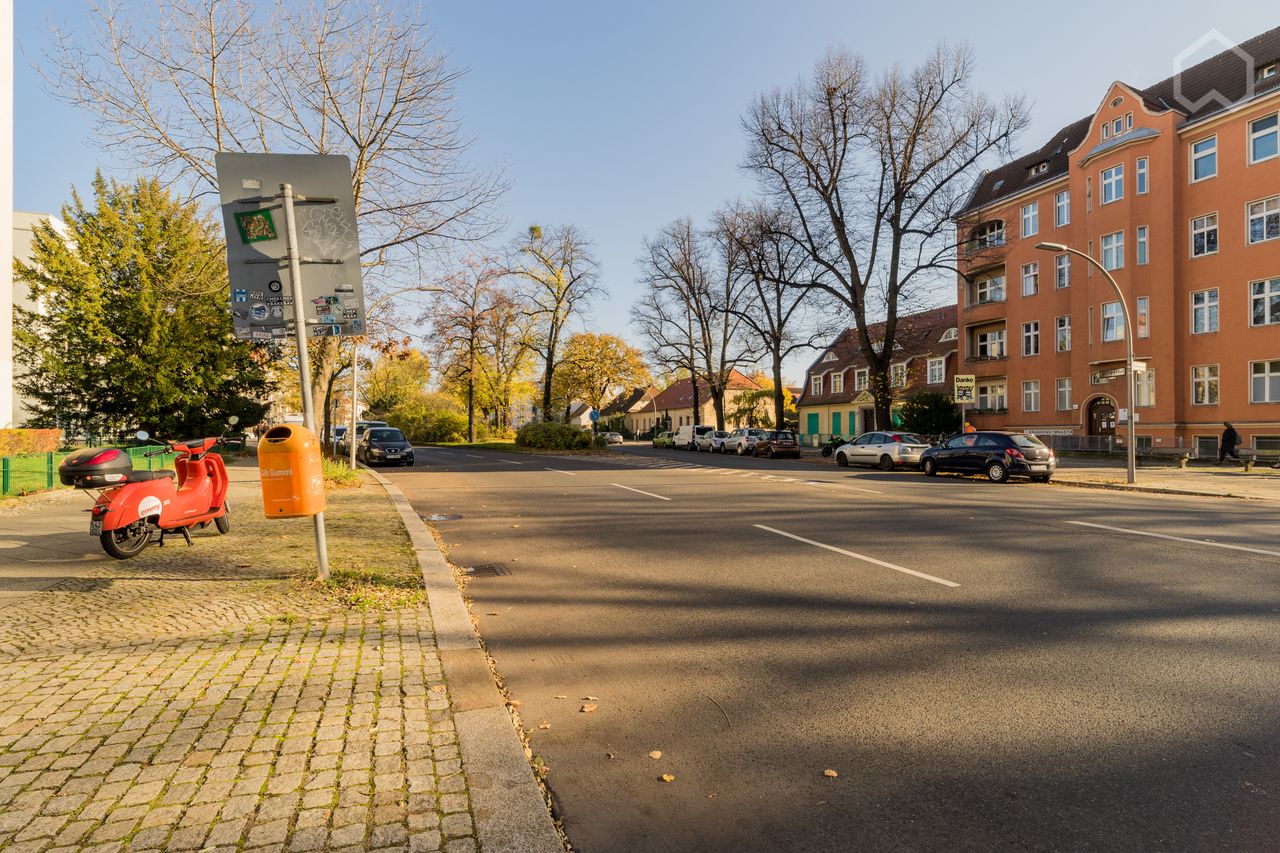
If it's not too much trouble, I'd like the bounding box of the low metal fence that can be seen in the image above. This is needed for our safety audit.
[0,447,177,497]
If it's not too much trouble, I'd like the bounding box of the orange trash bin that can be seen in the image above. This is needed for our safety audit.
[257,424,327,518]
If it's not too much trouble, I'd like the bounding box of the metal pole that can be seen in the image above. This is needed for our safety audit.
[349,341,358,469]
[281,182,330,580]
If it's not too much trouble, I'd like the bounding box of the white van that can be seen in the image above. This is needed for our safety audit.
[674,424,714,451]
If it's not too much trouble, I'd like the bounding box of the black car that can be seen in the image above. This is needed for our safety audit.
[920,431,1056,483]
[358,427,415,467]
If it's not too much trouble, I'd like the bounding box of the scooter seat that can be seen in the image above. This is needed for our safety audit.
[126,469,176,483]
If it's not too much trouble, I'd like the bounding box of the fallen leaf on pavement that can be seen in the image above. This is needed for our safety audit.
[823,769,839,778]
[236,564,252,568]
[606,752,616,759]
[582,695,599,701]
[554,695,567,699]
[510,700,522,707]
[486,612,500,616]
[580,703,598,713]
[660,774,675,782]
[538,721,550,730]
[648,751,662,760]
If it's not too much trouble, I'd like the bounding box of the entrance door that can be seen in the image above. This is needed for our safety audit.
[1088,397,1116,436]
[831,411,842,438]
[806,412,819,439]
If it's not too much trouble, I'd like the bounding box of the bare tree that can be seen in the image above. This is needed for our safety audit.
[717,201,837,430]
[476,290,534,434]
[742,43,1028,428]
[50,0,505,428]
[508,225,601,422]
[431,259,503,443]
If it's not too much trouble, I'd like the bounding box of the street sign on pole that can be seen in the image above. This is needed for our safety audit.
[589,409,600,423]
[953,375,976,403]
[215,153,366,343]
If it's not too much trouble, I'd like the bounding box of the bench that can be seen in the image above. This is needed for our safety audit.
[1238,449,1280,472]
[1136,447,1193,468]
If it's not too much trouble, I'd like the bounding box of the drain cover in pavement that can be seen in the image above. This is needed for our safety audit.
[423,513,462,522]
[464,563,509,577]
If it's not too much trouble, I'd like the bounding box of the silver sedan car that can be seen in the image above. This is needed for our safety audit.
[723,428,770,455]
[834,431,931,470]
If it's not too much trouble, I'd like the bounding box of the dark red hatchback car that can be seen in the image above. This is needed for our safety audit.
[752,430,801,459]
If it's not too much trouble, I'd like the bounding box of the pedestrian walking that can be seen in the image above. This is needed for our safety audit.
[1218,422,1241,464]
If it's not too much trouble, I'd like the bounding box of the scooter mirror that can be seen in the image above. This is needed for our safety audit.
[228,415,240,426]
[135,430,150,442]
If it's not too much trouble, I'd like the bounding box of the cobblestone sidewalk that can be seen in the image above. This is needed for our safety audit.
[0,480,481,853]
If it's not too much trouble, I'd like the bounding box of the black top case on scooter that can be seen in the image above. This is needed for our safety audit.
[58,447,135,488]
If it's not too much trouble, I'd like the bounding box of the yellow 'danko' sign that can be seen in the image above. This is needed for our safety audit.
[953,374,976,403]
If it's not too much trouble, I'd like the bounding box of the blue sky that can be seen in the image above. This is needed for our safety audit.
[15,1,1274,380]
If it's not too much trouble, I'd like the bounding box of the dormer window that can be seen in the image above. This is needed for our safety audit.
[821,351,837,362]
[940,327,958,342]
[1029,161,1048,176]
[1258,63,1279,83]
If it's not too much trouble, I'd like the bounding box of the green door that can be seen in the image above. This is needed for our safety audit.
[806,412,819,438]
[850,411,859,436]
[830,412,842,438]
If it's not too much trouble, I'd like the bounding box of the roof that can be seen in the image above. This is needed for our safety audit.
[797,305,958,407]
[651,370,762,412]
[961,26,1280,215]
[601,387,658,417]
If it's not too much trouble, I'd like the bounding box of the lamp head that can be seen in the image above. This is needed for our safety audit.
[1034,241,1067,252]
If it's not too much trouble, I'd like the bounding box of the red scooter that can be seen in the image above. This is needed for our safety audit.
[59,422,236,559]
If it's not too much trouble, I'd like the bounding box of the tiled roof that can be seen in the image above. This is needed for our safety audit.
[651,369,762,411]
[797,305,958,407]
[601,387,657,416]
[961,26,1280,215]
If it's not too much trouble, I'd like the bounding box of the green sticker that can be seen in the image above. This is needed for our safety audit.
[235,209,277,244]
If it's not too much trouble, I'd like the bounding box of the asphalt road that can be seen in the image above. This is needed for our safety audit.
[387,443,1280,853]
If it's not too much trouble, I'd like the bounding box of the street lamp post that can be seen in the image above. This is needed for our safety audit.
[1035,242,1137,484]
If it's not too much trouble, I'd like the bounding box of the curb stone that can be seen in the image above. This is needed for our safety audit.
[1050,477,1263,501]
[364,466,565,853]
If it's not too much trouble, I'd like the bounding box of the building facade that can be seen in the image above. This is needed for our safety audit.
[633,370,765,435]
[796,305,959,444]
[956,28,1280,457]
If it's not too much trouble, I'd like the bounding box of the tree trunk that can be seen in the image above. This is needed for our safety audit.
[871,363,892,432]
[771,351,785,430]
[467,345,476,443]
[711,389,726,430]
[690,380,701,428]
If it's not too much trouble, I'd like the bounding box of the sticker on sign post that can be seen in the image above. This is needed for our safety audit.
[234,209,278,244]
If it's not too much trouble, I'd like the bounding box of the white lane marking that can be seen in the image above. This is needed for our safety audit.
[611,483,671,501]
[544,468,577,476]
[804,479,883,496]
[1066,521,1280,558]
[753,524,960,588]
[500,460,523,466]
[465,454,484,459]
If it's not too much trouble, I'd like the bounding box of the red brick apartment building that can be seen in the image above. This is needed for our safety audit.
[956,27,1280,457]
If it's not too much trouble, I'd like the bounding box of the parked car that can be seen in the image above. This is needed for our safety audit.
[357,427,415,467]
[752,430,800,459]
[339,420,388,456]
[652,431,676,448]
[724,428,770,456]
[604,432,624,445]
[834,431,931,471]
[920,431,1056,483]
[675,424,715,451]
[696,429,730,452]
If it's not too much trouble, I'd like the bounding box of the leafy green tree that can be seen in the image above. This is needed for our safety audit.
[14,175,272,439]
[897,391,959,438]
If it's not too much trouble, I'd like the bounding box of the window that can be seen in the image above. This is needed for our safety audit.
[1021,202,1039,237]
[1135,369,1155,407]
[1136,157,1149,194]
[1055,190,1070,226]
[1251,277,1280,326]
[1113,117,1124,136]
[1102,301,1125,342]
[1102,123,1110,140]
[822,351,837,362]
[1022,321,1040,356]
[854,368,868,391]
[1192,364,1219,405]
[1191,213,1218,257]
[1248,195,1280,244]
[976,383,1006,411]
[1055,378,1072,411]
[1136,226,1149,265]
[831,372,844,394]
[940,327,958,342]
[810,375,822,395]
[1101,231,1124,270]
[1192,288,1219,334]
[1191,136,1217,181]
[890,363,907,388]
[1055,254,1070,288]
[1021,262,1039,296]
[1126,112,1133,130]
[973,275,1006,305]
[927,358,945,384]
[1087,240,1093,276]
[1136,296,1150,339]
[1056,315,1072,352]
[1250,114,1279,164]
[1022,380,1040,412]
[975,328,1006,359]
[1101,164,1124,204]
[1029,161,1048,176]
[971,220,1005,250]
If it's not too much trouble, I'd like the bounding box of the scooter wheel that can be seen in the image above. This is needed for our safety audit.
[215,509,230,535]
[100,525,151,560]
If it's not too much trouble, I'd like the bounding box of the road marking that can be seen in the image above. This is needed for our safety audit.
[611,483,671,501]
[753,524,960,588]
[465,454,484,459]
[544,468,577,476]
[804,480,883,495]
[1066,521,1280,558]
[499,460,523,465]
